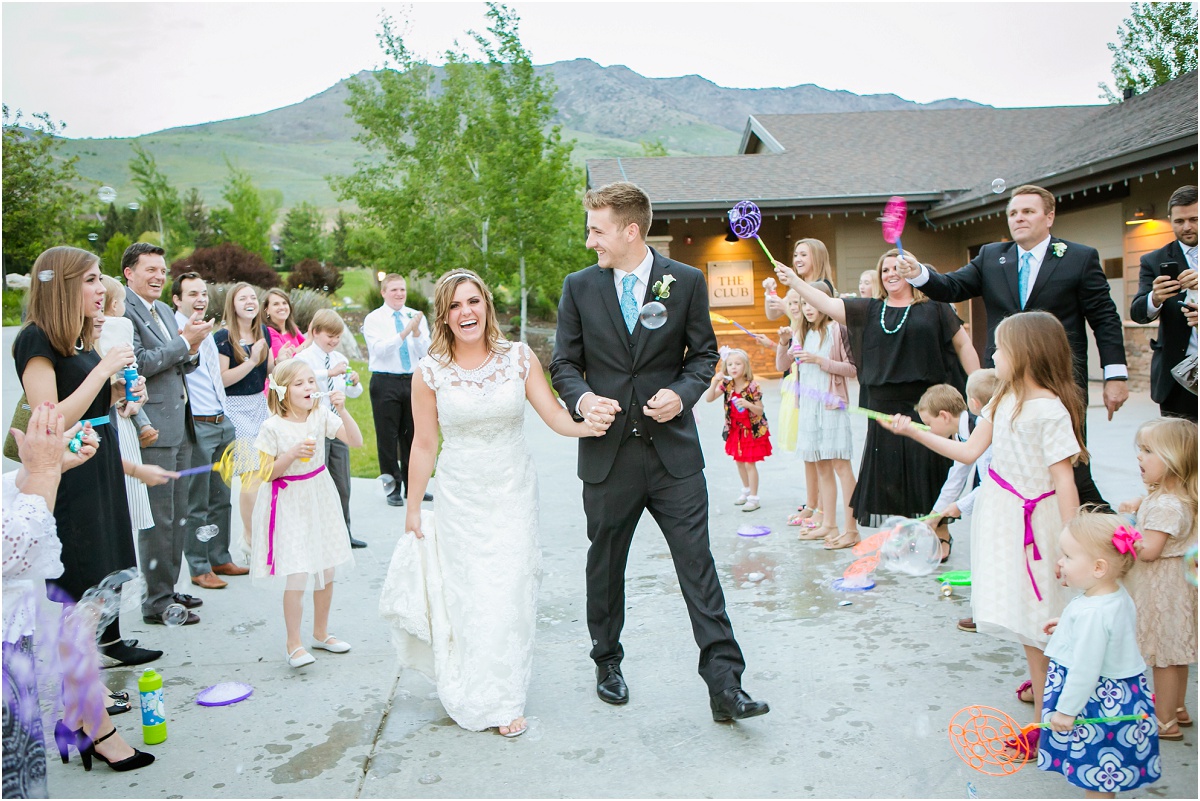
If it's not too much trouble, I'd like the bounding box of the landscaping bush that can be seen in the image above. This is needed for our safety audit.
[286,259,343,294]
[287,288,333,333]
[170,242,279,289]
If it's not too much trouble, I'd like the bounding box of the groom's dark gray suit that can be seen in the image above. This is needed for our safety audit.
[551,246,746,695]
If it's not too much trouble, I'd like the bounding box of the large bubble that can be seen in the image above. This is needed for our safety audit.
[638,301,667,330]
[879,517,942,576]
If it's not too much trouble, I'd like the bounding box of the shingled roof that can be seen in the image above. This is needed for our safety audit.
[585,72,1197,220]
[928,71,1198,223]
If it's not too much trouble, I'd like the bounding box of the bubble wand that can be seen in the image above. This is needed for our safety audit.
[709,311,757,338]
[792,380,931,431]
[881,196,908,259]
[176,440,274,489]
[948,705,1149,777]
[727,201,776,264]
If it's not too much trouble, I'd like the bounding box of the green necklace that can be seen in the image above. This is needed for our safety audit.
[879,301,912,335]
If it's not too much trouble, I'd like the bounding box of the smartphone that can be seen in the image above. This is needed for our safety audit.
[1159,260,1179,278]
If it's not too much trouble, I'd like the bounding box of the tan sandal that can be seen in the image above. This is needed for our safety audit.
[1178,707,1193,727]
[796,524,827,541]
[1156,716,1184,741]
[824,529,860,550]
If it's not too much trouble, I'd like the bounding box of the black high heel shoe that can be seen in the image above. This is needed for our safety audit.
[54,721,154,772]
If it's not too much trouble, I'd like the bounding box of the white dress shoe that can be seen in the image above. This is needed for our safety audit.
[287,646,315,668]
[312,635,351,654]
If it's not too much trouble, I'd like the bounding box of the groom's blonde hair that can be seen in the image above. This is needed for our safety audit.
[584,182,652,240]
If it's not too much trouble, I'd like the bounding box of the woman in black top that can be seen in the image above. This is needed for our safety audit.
[13,247,177,733]
[214,282,275,547]
[777,248,979,532]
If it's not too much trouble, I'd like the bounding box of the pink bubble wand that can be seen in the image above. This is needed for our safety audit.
[882,196,908,259]
[727,201,777,263]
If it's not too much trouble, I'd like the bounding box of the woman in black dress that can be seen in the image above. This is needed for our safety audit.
[12,247,172,667]
[776,248,979,536]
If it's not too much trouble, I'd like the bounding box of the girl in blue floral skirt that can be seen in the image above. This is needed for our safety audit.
[1038,513,1160,797]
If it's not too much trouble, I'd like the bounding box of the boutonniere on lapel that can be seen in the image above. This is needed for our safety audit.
[1051,242,1067,258]
[652,274,676,301]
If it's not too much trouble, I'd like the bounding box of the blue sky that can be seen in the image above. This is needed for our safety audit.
[1,1,1133,139]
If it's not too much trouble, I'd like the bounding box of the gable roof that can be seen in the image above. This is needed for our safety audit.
[928,71,1198,223]
[585,72,1196,220]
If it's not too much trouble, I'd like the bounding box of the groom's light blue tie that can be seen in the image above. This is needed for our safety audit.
[620,273,639,334]
[394,309,412,372]
[1018,252,1033,309]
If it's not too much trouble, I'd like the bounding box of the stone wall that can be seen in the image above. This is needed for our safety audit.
[1124,321,1156,393]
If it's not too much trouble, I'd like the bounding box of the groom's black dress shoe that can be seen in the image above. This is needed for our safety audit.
[596,664,628,705]
[710,688,769,722]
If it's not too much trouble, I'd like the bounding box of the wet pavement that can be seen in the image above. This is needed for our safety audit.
[2,332,1193,798]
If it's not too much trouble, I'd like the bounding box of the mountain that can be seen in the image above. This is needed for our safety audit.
[57,59,986,212]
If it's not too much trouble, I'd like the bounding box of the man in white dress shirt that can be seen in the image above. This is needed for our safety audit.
[293,309,367,547]
[362,275,432,507]
[172,272,247,590]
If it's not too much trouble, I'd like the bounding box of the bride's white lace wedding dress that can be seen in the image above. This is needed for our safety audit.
[379,342,541,731]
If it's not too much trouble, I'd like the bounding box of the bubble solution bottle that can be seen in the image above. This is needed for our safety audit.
[139,668,167,744]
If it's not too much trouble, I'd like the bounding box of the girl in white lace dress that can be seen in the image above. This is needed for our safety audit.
[380,269,602,737]
[252,360,363,669]
[1120,418,1198,741]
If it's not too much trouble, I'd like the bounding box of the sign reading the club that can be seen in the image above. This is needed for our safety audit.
[707,261,754,308]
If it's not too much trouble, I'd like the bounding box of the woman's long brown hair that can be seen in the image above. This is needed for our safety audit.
[24,246,100,356]
[221,282,266,366]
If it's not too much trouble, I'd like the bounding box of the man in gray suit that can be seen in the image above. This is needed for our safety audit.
[123,243,213,626]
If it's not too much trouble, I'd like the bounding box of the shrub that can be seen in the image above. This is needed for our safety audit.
[204,283,234,326]
[286,259,343,294]
[170,242,279,288]
[287,288,333,333]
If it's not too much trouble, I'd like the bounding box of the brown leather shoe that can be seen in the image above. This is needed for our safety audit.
[138,426,159,447]
[211,562,249,576]
[191,571,228,589]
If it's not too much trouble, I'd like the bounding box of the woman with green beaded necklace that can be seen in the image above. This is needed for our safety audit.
[775,248,979,530]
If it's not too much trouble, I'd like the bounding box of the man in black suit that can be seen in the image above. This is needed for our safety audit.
[550,182,768,722]
[1130,185,1198,421]
[897,185,1128,509]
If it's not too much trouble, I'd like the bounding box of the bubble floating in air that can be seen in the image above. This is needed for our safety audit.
[638,301,667,330]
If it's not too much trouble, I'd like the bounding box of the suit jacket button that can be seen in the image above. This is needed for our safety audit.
[633,372,638,378]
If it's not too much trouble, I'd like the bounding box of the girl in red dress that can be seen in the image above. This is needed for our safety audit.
[705,348,772,511]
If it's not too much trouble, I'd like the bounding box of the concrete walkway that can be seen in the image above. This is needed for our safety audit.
[3,324,1195,798]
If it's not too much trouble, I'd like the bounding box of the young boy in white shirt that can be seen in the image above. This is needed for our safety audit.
[294,309,366,548]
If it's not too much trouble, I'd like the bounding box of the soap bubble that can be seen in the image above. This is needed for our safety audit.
[162,603,189,627]
[87,233,99,242]
[638,301,668,330]
[37,270,54,282]
[379,474,396,496]
[98,186,117,204]
[990,178,1006,195]
[879,517,942,576]
[98,567,138,592]
[196,524,219,543]
[127,202,140,211]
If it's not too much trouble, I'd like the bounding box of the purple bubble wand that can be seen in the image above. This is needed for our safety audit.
[727,201,777,264]
[791,378,931,431]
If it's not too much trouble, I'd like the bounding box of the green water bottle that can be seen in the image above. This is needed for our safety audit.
[138,668,167,745]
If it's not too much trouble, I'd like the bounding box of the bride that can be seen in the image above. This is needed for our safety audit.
[380,269,605,737]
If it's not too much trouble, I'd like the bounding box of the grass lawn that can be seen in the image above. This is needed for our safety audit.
[339,268,376,307]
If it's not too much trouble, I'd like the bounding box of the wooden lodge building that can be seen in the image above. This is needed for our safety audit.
[584,72,1198,385]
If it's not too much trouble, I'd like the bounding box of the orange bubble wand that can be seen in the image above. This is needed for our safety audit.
[947,705,1149,777]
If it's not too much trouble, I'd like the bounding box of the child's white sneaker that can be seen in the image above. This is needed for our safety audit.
[742,496,761,512]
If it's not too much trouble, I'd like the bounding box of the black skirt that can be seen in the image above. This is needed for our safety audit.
[849,382,952,528]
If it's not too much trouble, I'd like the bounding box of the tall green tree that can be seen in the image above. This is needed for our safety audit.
[1100,2,1198,101]
[330,209,353,267]
[181,188,216,249]
[333,3,585,339]
[2,106,86,272]
[100,233,133,278]
[128,142,190,254]
[212,162,279,263]
[279,202,328,267]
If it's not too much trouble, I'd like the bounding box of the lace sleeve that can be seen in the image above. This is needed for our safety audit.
[515,342,532,383]
[418,356,437,391]
[2,473,64,582]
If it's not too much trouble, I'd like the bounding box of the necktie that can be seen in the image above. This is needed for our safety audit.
[1018,252,1033,309]
[620,273,639,334]
[394,310,412,372]
[149,304,171,338]
[324,352,333,396]
[1187,246,1197,270]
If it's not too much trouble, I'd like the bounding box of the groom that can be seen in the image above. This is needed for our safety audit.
[551,182,768,722]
